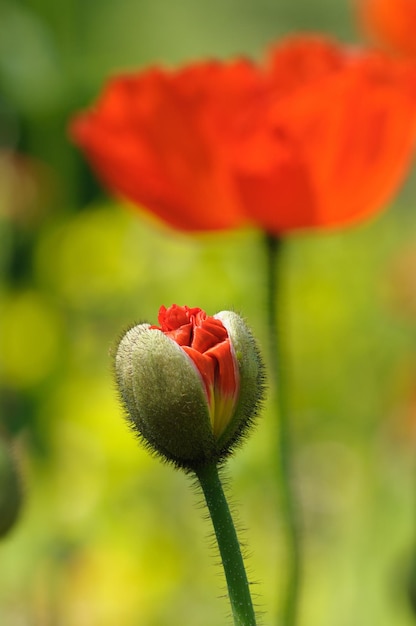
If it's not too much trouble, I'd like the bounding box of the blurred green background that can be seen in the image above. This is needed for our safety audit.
[1,0,416,624]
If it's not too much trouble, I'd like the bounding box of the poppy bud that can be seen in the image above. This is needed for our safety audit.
[114,305,265,470]
[0,439,22,538]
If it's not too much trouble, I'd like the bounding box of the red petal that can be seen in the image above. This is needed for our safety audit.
[357,0,416,58]
[205,339,239,400]
[162,305,192,330]
[237,38,416,233]
[182,346,216,396]
[164,325,193,346]
[267,36,345,94]
[273,52,416,229]
[192,318,228,353]
[69,64,257,232]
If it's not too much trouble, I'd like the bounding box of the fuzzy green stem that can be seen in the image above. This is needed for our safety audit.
[195,463,257,626]
[265,234,301,626]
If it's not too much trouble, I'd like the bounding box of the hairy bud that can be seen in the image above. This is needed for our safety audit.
[114,305,265,470]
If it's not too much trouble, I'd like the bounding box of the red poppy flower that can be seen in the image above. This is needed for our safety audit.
[356,0,416,58]
[70,36,416,235]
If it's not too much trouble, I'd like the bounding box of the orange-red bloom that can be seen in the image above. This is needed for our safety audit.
[356,0,416,58]
[70,36,416,235]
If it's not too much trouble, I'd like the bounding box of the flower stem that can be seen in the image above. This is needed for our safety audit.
[265,234,301,626]
[195,463,257,626]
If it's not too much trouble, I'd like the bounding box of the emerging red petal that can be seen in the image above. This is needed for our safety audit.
[163,324,193,346]
[206,340,239,400]
[152,305,240,437]
[182,346,216,397]
[192,318,228,353]
[183,340,240,438]
[157,304,203,331]
[206,339,240,438]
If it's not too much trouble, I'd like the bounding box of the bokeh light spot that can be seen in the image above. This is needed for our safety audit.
[0,289,62,388]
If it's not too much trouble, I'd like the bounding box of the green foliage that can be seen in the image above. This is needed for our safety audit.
[0,439,21,537]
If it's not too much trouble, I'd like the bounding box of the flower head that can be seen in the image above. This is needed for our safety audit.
[70,36,416,235]
[114,304,264,470]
